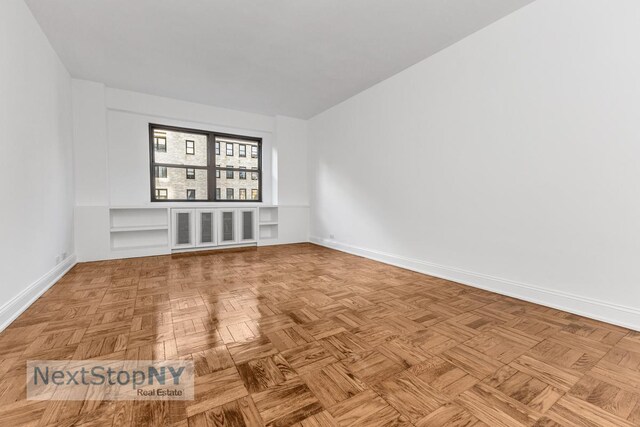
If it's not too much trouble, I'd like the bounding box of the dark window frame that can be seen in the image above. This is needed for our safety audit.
[226,143,234,156]
[226,188,234,199]
[239,144,246,157]
[186,189,196,200]
[149,123,262,202]
[155,188,168,199]
[155,165,167,178]
[154,134,167,152]
[185,140,195,155]
[239,166,246,180]
[226,169,234,179]
[239,188,247,200]
[186,168,195,179]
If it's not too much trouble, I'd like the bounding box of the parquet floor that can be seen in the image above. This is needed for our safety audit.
[0,243,639,426]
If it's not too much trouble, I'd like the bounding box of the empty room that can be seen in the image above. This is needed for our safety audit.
[2,0,640,425]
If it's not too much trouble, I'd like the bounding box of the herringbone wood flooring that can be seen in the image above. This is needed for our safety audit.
[0,243,639,426]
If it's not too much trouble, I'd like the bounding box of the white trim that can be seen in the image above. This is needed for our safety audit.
[171,243,256,254]
[0,255,77,332]
[310,237,640,332]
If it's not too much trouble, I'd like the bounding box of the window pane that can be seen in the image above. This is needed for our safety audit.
[215,136,258,169]
[154,167,207,200]
[153,129,207,167]
[216,176,259,200]
[154,131,167,152]
[155,188,168,199]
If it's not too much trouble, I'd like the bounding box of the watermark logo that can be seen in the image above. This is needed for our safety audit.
[27,360,194,400]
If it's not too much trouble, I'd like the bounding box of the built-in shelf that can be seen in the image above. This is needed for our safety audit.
[109,208,170,253]
[110,225,169,233]
[111,244,169,252]
[259,207,278,224]
[259,223,278,240]
[110,207,169,229]
[110,228,169,250]
[258,207,279,242]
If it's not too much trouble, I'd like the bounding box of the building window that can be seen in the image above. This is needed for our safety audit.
[150,124,262,202]
[186,140,195,155]
[154,132,167,152]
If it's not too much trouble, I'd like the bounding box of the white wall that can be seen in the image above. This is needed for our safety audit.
[72,80,109,206]
[0,0,75,326]
[276,116,309,206]
[309,0,640,330]
[72,81,310,260]
[105,89,275,206]
[72,84,311,207]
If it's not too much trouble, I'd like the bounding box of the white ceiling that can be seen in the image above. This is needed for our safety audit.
[25,0,534,118]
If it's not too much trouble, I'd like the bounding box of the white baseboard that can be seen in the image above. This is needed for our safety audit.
[310,236,640,332]
[0,255,77,332]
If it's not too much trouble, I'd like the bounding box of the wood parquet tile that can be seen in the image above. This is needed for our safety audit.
[1,243,639,426]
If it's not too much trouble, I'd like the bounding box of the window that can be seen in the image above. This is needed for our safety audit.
[154,132,167,152]
[150,124,262,202]
[186,140,195,155]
